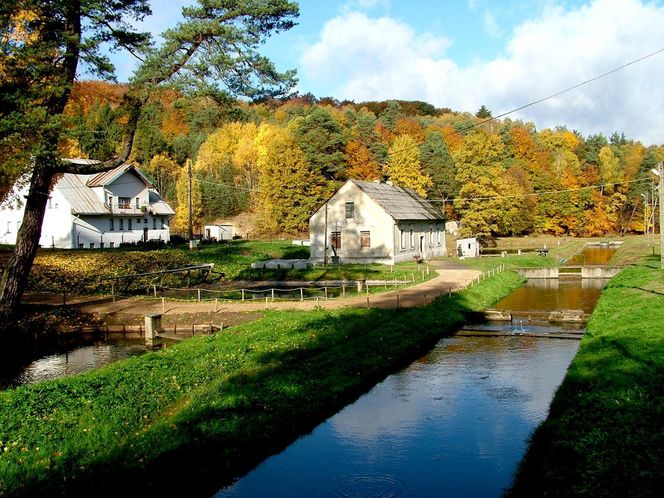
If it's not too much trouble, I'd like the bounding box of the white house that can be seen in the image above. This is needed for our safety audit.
[203,224,234,241]
[0,161,174,249]
[309,179,447,264]
[456,237,480,258]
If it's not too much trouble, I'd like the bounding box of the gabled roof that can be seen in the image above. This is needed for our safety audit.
[351,180,442,221]
[86,163,154,188]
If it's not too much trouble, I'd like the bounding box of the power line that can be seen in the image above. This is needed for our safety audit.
[386,47,664,157]
[429,177,650,203]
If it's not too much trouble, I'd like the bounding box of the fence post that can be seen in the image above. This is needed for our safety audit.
[242,289,245,302]
[271,288,275,302]
[300,288,304,301]
[324,287,328,300]
[265,296,268,308]
[411,273,415,282]
[197,289,201,302]
[366,296,370,309]
[162,297,165,314]
[153,284,157,298]
[111,281,115,302]
[342,285,345,297]
[396,293,400,308]
[215,298,218,312]
[357,280,362,293]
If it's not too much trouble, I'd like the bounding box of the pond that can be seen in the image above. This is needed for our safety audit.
[0,339,147,390]
[215,336,579,498]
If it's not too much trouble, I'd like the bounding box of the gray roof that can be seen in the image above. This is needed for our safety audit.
[352,180,442,221]
[149,191,175,215]
[57,173,108,215]
[87,163,154,188]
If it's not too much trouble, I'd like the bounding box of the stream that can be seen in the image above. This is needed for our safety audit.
[215,246,616,497]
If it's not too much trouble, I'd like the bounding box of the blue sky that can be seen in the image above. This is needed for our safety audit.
[99,0,664,144]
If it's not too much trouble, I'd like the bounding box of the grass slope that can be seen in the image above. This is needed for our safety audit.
[0,272,523,497]
[506,257,664,497]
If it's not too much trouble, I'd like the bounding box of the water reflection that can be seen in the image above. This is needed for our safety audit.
[493,278,606,314]
[215,337,579,498]
[565,245,617,266]
[0,340,146,389]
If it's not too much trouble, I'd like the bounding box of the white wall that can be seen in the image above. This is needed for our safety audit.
[393,221,446,263]
[456,237,479,258]
[309,181,447,264]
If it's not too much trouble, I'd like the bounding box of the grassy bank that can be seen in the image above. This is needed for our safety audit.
[506,257,664,497]
[0,271,523,497]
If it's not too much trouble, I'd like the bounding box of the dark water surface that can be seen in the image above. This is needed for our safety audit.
[215,336,579,498]
[0,339,146,389]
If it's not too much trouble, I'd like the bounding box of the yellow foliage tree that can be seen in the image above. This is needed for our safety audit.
[171,161,203,235]
[384,135,432,197]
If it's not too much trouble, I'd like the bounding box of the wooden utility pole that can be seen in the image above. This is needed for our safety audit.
[187,159,193,242]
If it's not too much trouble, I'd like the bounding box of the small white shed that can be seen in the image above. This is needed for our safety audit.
[456,237,480,258]
[204,224,233,241]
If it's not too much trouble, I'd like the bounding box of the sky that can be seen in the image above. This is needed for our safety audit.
[101,0,664,144]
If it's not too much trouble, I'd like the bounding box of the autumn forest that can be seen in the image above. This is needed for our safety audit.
[44,81,663,238]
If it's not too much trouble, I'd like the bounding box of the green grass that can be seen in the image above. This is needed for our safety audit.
[0,271,523,497]
[506,257,664,497]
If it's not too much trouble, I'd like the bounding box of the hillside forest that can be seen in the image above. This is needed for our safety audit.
[22,81,664,238]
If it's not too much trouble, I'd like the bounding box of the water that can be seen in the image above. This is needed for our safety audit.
[565,244,617,266]
[215,245,617,497]
[0,339,147,389]
[216,336,579,498]
[493,278,605,314]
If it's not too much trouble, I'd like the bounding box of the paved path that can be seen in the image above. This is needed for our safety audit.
[77,263,481,318]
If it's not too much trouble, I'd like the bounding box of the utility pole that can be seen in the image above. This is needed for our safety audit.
[187,158,193,242]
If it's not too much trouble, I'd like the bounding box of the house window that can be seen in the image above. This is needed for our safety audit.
[119,218,124,230]
[78,243,84,249]
[331,231,341,250]
[110,242,115,248]
[100,242,104,249]
[410,228,414,249]
[128,219,132,230]
[345,202,354,219]
[161,218,167,228]
[437,228,441,245]
[109,219,114,231]
[360,231,371,248]
[135,197,140,209]
[118,197,130,209]
[89,243,95,249]
[430,227,433,245]
[144,218,148,224]
[400,229,407,250]
[153,218,157,229]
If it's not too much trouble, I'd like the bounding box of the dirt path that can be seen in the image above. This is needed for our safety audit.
[76,264,481,321]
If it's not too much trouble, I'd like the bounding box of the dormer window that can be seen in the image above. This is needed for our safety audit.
[118,197,130,209]
[345,202,354,219]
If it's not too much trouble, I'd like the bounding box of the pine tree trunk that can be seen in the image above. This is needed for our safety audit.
[0,168,54,321]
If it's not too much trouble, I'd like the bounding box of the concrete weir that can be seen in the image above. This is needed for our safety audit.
[483,309,589,324]
[517,266,621,279]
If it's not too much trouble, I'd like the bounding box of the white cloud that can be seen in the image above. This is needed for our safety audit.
[483,9,502,38]
[300,0,664,144]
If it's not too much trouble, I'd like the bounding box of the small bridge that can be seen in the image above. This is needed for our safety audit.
[517,266,621,279]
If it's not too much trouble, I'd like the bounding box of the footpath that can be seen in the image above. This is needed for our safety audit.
[75,261,481,320]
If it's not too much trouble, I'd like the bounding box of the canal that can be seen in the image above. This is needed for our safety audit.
[215,246,615,497]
